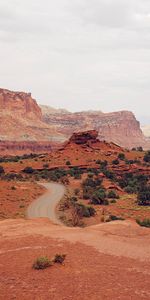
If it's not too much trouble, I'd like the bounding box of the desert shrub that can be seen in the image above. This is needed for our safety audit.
[72,202,96,219]
[88,172,94,178]
[108,215,124,221]
[118,153,125,160]
[110,199,117,203]
[43,163,49,168]
[99,160,108,169]
[0,166,4,174]
[70,196,78,203]
[143,151,150,163]
[33,256,53,270]
[137,185,150,206]
[11,186,16,190]
[88,206,96,216]
[125,159,135,165]
[118,173,148,193]
[3,173,23,181]
[137,146,143,152]
[53,254,66,264]
[136,218,150,228]
[23,166,34,174]
[112,159,119,165]
[103,170,115,180]
[74,173,81,179]
[87,168,99,175]
[68,167,83,177]
[107,190,119,199]
[96,159,101,164]
[82,177,102,189]
[91,188,107,205]
[124,186,136,194]
[74,188,80,195]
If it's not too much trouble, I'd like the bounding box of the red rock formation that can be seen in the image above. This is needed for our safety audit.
[0,88,66,146]
[41,106,150,149]
[69,130,98,144]
[0,88,149,151]
[0,88,42,119]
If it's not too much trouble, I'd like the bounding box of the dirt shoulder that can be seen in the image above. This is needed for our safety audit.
[0,180,46,220]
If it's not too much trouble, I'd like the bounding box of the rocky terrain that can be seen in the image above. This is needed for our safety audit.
[0,88,150,154]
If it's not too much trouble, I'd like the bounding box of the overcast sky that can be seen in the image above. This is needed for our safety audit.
[0,0,150,123]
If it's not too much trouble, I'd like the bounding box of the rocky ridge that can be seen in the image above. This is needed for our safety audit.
[41,105,149,149]
[0,88,149,153]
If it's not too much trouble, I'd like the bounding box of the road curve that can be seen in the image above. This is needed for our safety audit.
[27,182,66,225]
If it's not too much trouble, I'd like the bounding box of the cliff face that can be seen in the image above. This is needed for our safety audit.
[0,89,66,144]
[41,106,148,149]
[0,88,42,120]
[0,88,149,151]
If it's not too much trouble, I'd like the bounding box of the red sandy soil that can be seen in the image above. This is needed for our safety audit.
[0,218,150,300]
[0,181,45,220]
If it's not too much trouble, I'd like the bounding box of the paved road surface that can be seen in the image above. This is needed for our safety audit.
[27,182,65,224]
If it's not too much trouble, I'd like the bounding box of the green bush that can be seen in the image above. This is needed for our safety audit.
[66,161,71,165]
[124,186,137,194]
[73,203,96,218]
[143,151,150,163]
[118,153,125,160]
[110,199,117,204]
[137,185,150,206]
[0,166,4,174]
[136,218,150,228]
[43,163,49,168]
[107,190,119,199]
[91,188,107,205]
[109,215,124,221]
[33,256,53,270]
[53,254,66,264]
[23,167,34,174]
[112,159,119,165]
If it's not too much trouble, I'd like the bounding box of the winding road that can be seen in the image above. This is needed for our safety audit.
[27,182,66,225]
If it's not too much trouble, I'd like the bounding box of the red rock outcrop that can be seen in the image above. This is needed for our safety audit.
[69,130,99,145]
[0,88,42,120]
[0,88,66,145]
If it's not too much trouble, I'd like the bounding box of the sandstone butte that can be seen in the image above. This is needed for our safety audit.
[0,87,150,155]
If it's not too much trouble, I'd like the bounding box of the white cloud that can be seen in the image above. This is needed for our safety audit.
[0,0,150,120]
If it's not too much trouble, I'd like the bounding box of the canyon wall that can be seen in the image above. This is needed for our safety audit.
[41,106,149,149]
[0,88,149,153]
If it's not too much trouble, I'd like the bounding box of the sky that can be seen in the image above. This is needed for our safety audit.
[0,0,150,123]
